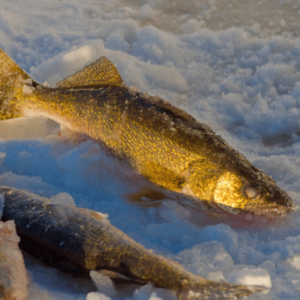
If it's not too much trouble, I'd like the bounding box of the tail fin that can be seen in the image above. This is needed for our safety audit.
[0,48,33,120]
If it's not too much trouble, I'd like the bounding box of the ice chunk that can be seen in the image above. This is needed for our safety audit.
[180,19,200,34]
[158,200,191,222]
[149,289,177,300]
[50,193,76,207]
[134,283,156,300]
[207,271,225,282]
[287,254,300,269]
[177,242,233,278]
[90,271,117,297]
[86,292,111,300]
[228,268,272,289]
[0,117,60,140]
[197,224,238,256]
[133,284,176,300]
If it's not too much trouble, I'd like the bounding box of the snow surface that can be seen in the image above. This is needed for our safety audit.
[1,0,300,299]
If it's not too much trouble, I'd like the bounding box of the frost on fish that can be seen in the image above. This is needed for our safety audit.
[0,220,28,300]
[0,186,263,300]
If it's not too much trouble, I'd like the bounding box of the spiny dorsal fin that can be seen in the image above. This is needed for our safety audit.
[56,56,123,89]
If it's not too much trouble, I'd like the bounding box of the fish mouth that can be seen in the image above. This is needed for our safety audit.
[212,190,295,219]
[255,189,295,218]
[244,199,294,219]
[242,204,294,219]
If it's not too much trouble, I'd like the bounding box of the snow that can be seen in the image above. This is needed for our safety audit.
[228,267,272,289]
[86,293,111,300]
[133,284,177,300]
[50,193,76,207]
[90,272,117,297]
[1,0,300,299]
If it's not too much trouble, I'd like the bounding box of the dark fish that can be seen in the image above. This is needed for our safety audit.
[0,186,263,300]
[0,48,294,218]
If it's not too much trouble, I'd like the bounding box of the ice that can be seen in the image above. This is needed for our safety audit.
[177,242,234,278]
[86,293,111,300]
[287,254,300,269]
[0,117,60,140]
[133,284,177,300]
[228,267,272,289]
[90,271,117,297]
[1,0,300,299]
[50,193,76,207]
[206,271,225,282]
[197,224,238,256]
[158,200,191,222]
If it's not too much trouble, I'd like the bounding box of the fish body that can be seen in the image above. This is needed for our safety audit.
[0,220,28,300]
[0,186,262,300]
[0,48,294,218]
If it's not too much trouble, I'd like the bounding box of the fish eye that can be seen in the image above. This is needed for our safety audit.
[245,187,260,200]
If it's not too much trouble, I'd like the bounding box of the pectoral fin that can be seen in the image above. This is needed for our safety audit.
[188,160,223,200]
[56,56,123,89]
[139,160,186,192]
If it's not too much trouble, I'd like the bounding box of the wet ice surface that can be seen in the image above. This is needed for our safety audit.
[1,0,300,299]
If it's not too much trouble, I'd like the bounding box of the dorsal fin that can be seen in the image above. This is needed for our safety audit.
[56,56,123,89]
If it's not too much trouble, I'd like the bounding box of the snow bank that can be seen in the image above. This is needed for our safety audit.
[1,0,300,299]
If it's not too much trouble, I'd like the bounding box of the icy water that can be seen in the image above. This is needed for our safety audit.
[1,0,300,299]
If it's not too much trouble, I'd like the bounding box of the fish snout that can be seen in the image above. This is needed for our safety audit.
[266,189,294,217]
[247,189,294,218]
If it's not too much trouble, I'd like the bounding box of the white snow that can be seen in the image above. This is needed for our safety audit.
[1,0,300,299]
[228,267,272,289]
[134,284,177,300]
[86,292,111,300]
[89,271,117,297]
[50,193,76,207]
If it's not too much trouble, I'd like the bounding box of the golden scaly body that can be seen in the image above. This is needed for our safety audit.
[0,48,294,218]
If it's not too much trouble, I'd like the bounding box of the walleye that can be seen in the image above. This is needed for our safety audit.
[0,48,294,218]
[0,186,263,300]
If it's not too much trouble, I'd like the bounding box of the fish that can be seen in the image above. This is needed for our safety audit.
[0,220,28,300]
[0,48,294,219]
[0,185,264,300]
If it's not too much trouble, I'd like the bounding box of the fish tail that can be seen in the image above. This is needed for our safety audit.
[177,280,264,300]
[0,48,34,120]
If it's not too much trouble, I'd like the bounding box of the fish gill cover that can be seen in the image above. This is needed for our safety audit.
[1,0,300,299]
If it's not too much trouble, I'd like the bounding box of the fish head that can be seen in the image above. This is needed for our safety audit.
[188,158,294,219]
[212,167,294,219]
